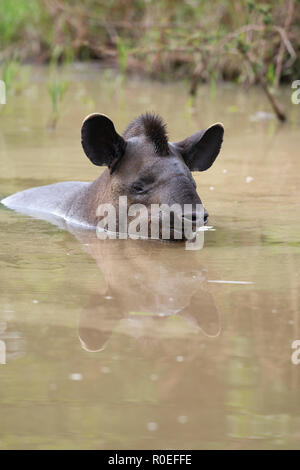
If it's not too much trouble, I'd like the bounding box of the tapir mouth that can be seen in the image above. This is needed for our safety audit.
[162,210,206,241]
[99,206,207,241]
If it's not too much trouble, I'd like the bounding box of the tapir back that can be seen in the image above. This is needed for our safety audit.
[1,181,91,228]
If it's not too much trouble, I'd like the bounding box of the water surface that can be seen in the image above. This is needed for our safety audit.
[0,65,300,449]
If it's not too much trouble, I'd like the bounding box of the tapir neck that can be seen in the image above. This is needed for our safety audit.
[69,169,111,227]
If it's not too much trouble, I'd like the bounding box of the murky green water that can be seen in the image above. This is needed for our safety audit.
[0,65,300,449]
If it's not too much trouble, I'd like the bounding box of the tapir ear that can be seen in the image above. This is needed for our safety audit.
[81,113,126,172]
[174,123,224,171]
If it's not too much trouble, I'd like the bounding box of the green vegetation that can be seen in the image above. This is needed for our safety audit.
[0,0,299,85]
[47,47,70,129]
[0,0,299,121]
[1,57,20,95]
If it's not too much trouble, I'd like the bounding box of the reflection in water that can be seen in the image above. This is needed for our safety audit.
[0,66,300,449]
[74,232,221,352]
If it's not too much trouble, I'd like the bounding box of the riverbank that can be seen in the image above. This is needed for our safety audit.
[1,0,299,88]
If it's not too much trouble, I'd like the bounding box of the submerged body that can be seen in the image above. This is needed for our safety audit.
[1,113,224,238]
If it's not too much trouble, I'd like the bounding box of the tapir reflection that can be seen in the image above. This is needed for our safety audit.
[69,229,221,353]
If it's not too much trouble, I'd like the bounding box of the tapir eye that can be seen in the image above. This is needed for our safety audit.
[131,182,145,194]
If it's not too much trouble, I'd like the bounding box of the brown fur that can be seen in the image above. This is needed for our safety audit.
[123,113,169,155]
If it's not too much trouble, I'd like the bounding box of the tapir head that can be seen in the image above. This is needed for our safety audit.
[81,113,224,239]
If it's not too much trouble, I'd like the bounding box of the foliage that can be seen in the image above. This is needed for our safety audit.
[0,0,298,87]
[47,46,70,129]
[0,1,299,121]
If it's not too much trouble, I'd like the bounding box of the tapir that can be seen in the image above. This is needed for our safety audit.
[1,113,224,239]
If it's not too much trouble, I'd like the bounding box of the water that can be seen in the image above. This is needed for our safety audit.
[0,65,300,449]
